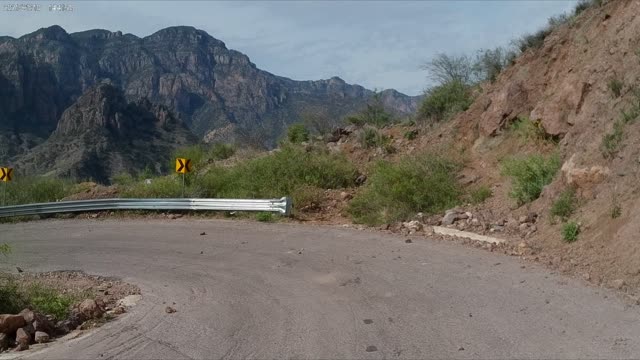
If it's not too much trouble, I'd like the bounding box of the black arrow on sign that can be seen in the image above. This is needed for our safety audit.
[0,168,6,181]
[177,159,185,172]
[184,159,191,172]
[6,168,12,181]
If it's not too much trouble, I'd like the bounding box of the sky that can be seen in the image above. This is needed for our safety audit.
[0,1,578,96]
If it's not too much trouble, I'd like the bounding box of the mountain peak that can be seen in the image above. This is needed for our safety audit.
[22,25,70,41]
[144,26,226,48]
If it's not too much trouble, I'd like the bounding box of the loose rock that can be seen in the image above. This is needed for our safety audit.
[610,279,625,290]
[165,306,177,314]
[79,299,104,319]
[34,331,50,344]
[15,328,30,348]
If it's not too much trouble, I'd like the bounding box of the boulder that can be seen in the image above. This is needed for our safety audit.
[0,314,26,335]
[402,220,423,233]
[561,154,610,197]
[15,327,30,347]
[78,299,103,319]
[34,331,50,344]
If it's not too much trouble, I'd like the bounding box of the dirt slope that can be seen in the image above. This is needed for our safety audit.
[415,0,640,292]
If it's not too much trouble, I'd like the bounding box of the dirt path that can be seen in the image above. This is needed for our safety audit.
[1,219,639,359]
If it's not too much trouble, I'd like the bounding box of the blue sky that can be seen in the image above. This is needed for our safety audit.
[0,1,577,95]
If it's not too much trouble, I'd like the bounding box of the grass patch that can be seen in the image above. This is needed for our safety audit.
[291,185,325,211]
[4,177,72,206]
[0,276,76,320]
[469,186,492,204]
[403,129,418,140]
[360,127,393,153]
[210,143,236,160]
[550,188,577,221]
[509,117,555,143]
[609,78,624,98]
[502,153,561,205]
[121,176,186,198]
[348,154,461,225]
[198,144,357,205]
[601,120,625,158]
[562,221,580,243]
[255,212,275,222]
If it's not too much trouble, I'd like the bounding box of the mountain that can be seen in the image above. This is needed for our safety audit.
[16,83,197,182]
[0,25,419,164]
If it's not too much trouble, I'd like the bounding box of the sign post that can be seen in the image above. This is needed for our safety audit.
[0,167,13,206]
[175,158,192,198]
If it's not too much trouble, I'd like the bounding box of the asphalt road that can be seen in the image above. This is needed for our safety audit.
[1,219,640,359]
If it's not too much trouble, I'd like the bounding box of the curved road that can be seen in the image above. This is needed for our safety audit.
[2,219,640,359]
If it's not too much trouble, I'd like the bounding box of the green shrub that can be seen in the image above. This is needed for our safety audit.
[550,188,577,221]
[291,185,325,211]
[348,154,461,225]
[360,127,391,150]
[509,117,553,143]
[601,120,625,158]
[255,212,274,222]
[287,123,310,144]
[403,130,418,140]
[25,284,75,320]
[609,78,624,98]
[4,177,71,206]
[0,244,10,257]
[502,154,561,205]
[473,47,516,83]
[516,28,551,53]
[419,80,473,122]
[470,186,492,204]
[0,277,76,320]
[198,145,357,202]
[210,143,235,160]
[562,221,580,243]
[346,92,393,128]
[611,204,622,219]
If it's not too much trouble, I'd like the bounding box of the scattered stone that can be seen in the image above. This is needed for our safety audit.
[165,306,177,314]
[583,273,591,281]
[610,279,625,290]
[519,223,529,231]
[405,239,413,244]
[365,345,378,352]
[379,224,390,231]
[0,333,8,351]
[458,346,465,351]
[111,306,126,315]
[54,320,71,335]
[355,174,367,185]
[340,191,352,201]
[470,218,480,226]
[432,227,505,244]
[16,266,24,273]
[78,299,104,319]
[15,327,30,348]
[168,214,177,220]
[363,319,373,324]
[200,232,206,236]
[34,331,50,344]
[402,220,423,233]
[0,314,26,335]
[518,215,528,224]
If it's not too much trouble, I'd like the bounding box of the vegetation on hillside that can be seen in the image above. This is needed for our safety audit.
[348,154,461,225]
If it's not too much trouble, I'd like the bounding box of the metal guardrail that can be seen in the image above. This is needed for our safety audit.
[0,197,292,218]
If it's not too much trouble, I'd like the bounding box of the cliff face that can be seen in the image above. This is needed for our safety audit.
[16,83,197,182]
[0,25,419,158]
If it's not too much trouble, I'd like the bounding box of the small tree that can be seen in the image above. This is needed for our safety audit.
[287,123,310,144]
[422,53,475,86]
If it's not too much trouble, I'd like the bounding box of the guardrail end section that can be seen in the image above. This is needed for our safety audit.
[284,197,293,217]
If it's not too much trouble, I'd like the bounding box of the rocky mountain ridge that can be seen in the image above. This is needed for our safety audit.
[0,25,419,168]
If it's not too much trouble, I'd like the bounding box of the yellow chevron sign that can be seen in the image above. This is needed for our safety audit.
[0,167,13,182]
[175,158,192,174]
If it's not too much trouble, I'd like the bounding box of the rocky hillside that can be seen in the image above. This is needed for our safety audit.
[15,83,196,182]
[368,0,640,293]
[0,25,419,161]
